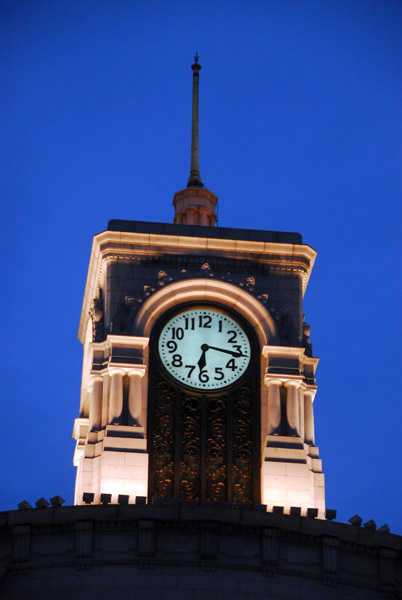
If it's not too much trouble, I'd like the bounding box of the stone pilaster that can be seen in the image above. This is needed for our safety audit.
[12,524,31,563]
[284,380,301,436]
[88,377,103,432]
[109,370,124,425]
[262,527,280,565]
[266,379,282,435]
[128,367,146,426]
[75,520,93,559]
[322,536,339,574]
[304,388,316,446]
[138,520,155,557]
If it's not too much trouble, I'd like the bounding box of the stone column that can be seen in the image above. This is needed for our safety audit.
[89,377,103,432]
[199,211,208,226]
[298,386,305,440]
[265,379,282,435]
[304,389,316,445]
[109,370,124,425]
[128,369,146,426]
[284,380,301,436]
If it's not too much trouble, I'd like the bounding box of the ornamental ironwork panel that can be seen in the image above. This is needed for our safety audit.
[206,395,227,503]
[151,375,175,501]
[179,393,201,500]
[232,382,253,503]
[149,373,257,504]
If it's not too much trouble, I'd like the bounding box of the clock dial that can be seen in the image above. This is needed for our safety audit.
[158,307,251,391]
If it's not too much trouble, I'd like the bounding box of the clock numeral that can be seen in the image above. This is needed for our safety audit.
[226,358,237,371]
[166,341,178,353]
[172,354,183,367]
[232,344,243,354]
[218,320,223,332]
[198,315,212,328]
[171,327,184,340]
[227,330,237,343]
[214,367,224,380]
[184,317,195,330]
[198,369,209,383]
[185,365,196,378]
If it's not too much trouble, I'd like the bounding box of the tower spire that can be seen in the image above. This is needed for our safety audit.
[187,52,203,188]
[173,55,218,226]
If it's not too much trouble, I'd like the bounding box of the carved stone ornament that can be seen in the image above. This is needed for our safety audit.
[269,307,298,345]
[239,276,255,294]
[120,268,270,336]
[302,316,313,356]
[200,262,214,277]
[90,295,105,342]
[269,307,290,343]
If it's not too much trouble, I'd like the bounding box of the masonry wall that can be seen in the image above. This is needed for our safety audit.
[105,256,303,346]
[1,505,400,600]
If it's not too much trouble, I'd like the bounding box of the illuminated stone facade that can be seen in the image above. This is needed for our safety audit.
[72,220,325,517]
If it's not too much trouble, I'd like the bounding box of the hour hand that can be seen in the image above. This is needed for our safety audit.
[208,345,246,357]
[197,343,209,371]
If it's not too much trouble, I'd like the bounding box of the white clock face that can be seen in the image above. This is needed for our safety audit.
[158,307,251,391]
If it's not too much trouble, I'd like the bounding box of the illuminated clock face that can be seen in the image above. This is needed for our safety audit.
[158,307,251,391]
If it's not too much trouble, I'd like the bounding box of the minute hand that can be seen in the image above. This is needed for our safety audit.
[207,345,246,357]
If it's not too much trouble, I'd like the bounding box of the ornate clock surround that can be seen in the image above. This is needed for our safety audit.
[147,300,261,505]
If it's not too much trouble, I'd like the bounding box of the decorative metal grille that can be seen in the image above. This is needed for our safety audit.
[149,372,258,504]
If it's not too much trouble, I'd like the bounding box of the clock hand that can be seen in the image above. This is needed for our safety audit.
[207,345,247,358]
[197,343,209,371]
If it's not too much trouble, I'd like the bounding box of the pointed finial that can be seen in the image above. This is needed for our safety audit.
[188,53,203,188]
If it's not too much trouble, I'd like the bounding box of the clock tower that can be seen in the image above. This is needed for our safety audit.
[73,56,325,516]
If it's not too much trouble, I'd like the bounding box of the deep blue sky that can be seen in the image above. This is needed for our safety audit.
[1,1,401,532]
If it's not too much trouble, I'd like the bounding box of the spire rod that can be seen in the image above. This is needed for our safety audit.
[187,52,203,188]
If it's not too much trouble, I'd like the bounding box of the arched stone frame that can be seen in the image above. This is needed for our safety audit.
[133,279,279,501]
[134,279,278,345]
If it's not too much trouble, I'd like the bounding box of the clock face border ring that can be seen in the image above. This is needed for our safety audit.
[153,302,258,394]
